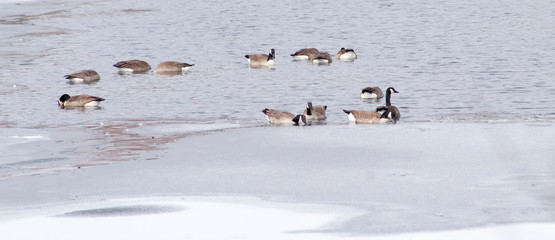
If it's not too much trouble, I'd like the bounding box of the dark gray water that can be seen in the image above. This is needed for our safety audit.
[1,0,554,128]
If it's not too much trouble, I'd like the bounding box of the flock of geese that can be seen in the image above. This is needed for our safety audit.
[58,47,400,125]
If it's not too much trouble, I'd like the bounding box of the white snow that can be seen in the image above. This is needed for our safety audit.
[0,196,553,240]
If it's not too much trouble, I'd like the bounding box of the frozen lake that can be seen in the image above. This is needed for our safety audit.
[0,0,554,239]
[1,123,555,239]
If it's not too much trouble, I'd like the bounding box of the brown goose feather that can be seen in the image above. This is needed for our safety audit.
[64,70,100,82]
[113,59,151,72]
[361,87,384,99]
[309,52,332,64]
[58,94,105,108]
[291,48,319,59]
[153,61,194,73]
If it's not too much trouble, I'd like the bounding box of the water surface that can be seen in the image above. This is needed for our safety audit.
[1,0,554,128]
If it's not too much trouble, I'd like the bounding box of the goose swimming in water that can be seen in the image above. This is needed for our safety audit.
[310,52,332,65]
[153,61,194,74]
[290,48,320,61]
[113,59,151,74]
[302,102,327,121]
[343,109,396,124]
[376,87,400,121]
[245,49,275,68]
[360,87,384,99]
[58,94,105,108]
[64,70,100,84]
[262,108,306,125]
[336,48,357,61]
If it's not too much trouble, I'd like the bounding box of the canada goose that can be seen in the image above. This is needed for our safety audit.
[336,48,357,61]
[360,87,384,99]
[302,102,327,121]
[290,48,319,61]
[262,108,306,125]
[310,52,332,65]
[153,61,194,74]
[58,94,105,108]
[376,87,400,121]
[343,109,395,124]
[245,49,275,68]
[64,70,100,84]
[113,59,151,73]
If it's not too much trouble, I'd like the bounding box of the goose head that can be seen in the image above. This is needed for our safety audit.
[386,87,399,94]
[58,94,71,106]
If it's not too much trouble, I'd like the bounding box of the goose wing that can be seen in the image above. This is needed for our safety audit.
[154,61,194,72]
[113,60,151,71]
[69,95,105,103]
[263,109,296,123]
[362,87,384,98]
[64,70,100,81]
[292,48,319,56]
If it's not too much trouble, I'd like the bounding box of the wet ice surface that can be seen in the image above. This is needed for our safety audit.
[1,123,554,239]
[0,121,248,179]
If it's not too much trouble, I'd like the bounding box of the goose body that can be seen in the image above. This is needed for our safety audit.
[376,87,400,121]
[113,59,151,73]
[262,108,306,125]
[153,61,194,73]
[336,48,357,61]
[64,70,100,83]
[58,94,105,108]
[310,52,332,65]
[245,49,275,68]
[343,109,394,124]
[302,102,327,121]
[290,48,319,61]
[360,87,384,99]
